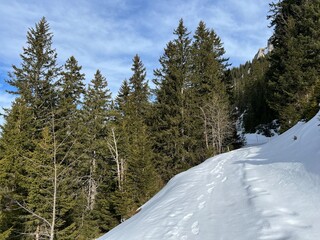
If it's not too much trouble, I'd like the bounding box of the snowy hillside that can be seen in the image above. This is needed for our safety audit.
[98,111,320,240]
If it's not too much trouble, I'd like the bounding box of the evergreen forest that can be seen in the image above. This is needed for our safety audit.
[1,1,320,239]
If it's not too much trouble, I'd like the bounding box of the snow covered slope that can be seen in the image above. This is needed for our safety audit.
[98,111,320,240]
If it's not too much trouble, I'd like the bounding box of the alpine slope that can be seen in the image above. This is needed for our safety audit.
[98,111,320,240]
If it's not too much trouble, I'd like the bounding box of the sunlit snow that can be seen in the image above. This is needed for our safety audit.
[98,111,320,240]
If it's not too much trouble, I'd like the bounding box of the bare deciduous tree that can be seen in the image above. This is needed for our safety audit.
[107,127,125,191]
[200,94,233,154]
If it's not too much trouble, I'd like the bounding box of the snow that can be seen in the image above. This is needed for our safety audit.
[244,132,275,146]
[98,111,320,240]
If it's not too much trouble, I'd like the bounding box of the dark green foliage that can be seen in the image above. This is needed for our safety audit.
[7,17,60,132]
[56,56,85,126]
[0,17,254,239]
[0,17,63,238]
[0,98,34,238]
[152,19,192,181]
[128,54,150,116]
[152,20,234,182]
[267,0,320,131]
[79,70,116,235]
[116,79,130,111]
[189,21,233,157]
[113,55,161,220]
[230,57,275,133]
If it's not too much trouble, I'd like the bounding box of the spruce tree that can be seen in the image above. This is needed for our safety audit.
[54,56,86,238]
[0,100,80,239]
[113,55,160,221]
[80,70,116,237]
[152,19,192,181]
[267,0,320,130]
[7,17,60,132]
[189,21,232,157]
[116,80,130,111]
[230,57,274,133]
[56,56,85,131]
[128,54,150,117]
[1,17,62,238]
[0,98,34,238]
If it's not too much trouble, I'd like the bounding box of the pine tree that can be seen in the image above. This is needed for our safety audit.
[152,19,192,181]
[54,56,86,238]
[0,98,34,238]
[128,54,150,116]
[1,101,80,239]
[6,17,60,132]
[1,17,61,238]
[56,56,85,131]
[267,0,320,130]
[189,21,232,157]
[116,80,130,112]
[80,70,116,237]
[191,21,228,98]
[230,57,274,133]
[113,55,160,221]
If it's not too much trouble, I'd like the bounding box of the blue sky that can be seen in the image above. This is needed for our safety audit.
[0,0,273,125]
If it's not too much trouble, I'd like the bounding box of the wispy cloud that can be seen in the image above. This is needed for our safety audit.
[0,0,273,125]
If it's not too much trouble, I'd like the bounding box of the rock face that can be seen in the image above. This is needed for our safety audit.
[254,47,267,59]
[267,38,274,53]
[254,37,274,60]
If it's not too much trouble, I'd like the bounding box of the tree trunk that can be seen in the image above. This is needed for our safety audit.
[108,128,122,190]
[88,156,97,210]
[35,225,40,240]
[50,113,57,240]
[200,107,209,150]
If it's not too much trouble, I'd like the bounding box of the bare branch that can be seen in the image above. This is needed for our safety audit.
[15,200,52,228]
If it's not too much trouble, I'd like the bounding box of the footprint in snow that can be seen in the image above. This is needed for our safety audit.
[221,176,227,182]
[276,208,298,216]
[197,194,204,201]
[198,201,206,209]
[261,207,297,217]
[259,207,311,240]
[259,224,292,240]
[210,169,218,175]
[191,221,200,235]
[246,177,264,183]
[207,187,214,193]
[251,187,269,195]
[259,230,292,240]
[248,187,270,199]
[166,226,179,237]
[206,182,215,187]
[284,218,312,229]
[169,212,178,217]
[183,213,193,221]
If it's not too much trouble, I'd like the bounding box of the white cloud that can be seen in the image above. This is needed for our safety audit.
[0,0,274,123]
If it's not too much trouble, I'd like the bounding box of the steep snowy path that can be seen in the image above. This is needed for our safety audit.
[100,148,264,240]
[98,112,320,240]
[237,146,320,240]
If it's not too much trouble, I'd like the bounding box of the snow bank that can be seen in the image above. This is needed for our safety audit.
[98,111,320,240]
